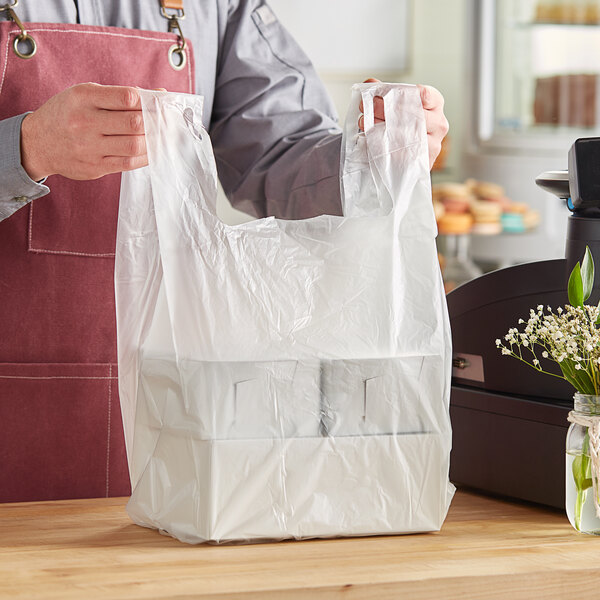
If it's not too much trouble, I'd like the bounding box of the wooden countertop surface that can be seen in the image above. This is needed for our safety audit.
[2,489,600,599]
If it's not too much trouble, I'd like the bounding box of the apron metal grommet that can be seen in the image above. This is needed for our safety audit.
[168,44,186,71]
[13,33,37,59]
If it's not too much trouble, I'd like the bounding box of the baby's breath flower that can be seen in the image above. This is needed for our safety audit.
[498,294,600,393]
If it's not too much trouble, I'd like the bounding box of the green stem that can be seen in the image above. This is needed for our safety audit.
[575,488,585,532]
[572,432,593,532]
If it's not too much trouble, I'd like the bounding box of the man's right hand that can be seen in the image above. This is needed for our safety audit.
[20,82,147,182]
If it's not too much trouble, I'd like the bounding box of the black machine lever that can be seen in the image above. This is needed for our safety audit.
[536,138,600,290]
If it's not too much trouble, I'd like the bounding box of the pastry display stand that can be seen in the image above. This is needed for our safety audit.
[438,233,482,290]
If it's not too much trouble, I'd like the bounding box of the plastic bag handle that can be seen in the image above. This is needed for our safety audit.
[341,82,430,220]
[358,82,417,135]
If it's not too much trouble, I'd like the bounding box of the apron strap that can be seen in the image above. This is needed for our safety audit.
[159,0,187,70]
[160,1,184,17]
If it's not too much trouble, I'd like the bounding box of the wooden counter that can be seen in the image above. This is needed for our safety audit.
[2,489,600,599]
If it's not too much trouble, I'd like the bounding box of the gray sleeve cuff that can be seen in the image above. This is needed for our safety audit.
[0,113,49,222]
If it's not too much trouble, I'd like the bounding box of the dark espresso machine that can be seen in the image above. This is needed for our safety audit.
[448,138,600,509]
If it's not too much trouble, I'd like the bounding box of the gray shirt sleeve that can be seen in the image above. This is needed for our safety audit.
[210,0,344,220]
[0,113,50,222]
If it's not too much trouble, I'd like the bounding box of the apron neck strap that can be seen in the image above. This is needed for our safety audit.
[159,0,186,69]
[160,0,184,18]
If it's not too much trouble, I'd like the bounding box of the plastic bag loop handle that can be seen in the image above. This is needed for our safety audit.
[358,82,418,135]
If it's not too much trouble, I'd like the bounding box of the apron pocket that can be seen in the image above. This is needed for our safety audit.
[28,176,120,257]
[0,362,130,502]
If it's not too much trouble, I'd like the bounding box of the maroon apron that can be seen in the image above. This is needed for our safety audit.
[0,11,194,502]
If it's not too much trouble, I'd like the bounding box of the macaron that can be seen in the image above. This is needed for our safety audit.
[471,221,503,235]
[474,181,505,200]
[470,199,502,223]
[501,212,526,233]
[503,202,528,215]
[435,183,470,198]
[443,196,472,214]
[433,201,446,221]
[482,195,512,210]
[438,212,474,235]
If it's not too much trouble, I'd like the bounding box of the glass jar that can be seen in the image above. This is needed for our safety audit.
[566,393,600,534]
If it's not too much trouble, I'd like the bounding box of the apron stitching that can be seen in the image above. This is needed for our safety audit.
[30,248,116,257]
[29,199,116,257]
[27,202,33,249]
[31,250,116,257]
[0,30,12,97]
[22,27,181,45]
[1,25,193,99]
[106,364,112,498]
[0,375,117,380]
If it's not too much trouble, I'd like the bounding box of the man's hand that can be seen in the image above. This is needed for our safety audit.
[20,82,147,181]
[359,78,449,170]
[417,84,449,169]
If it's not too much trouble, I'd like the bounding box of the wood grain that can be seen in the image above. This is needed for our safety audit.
[1,490,599,599]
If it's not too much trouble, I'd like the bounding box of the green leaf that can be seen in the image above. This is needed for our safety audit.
[581,246,595,302]
[568,262,584,307]
[572,453,593,493]
[596,299,600,324]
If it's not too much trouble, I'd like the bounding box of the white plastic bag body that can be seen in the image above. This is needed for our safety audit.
[115,83,454,544]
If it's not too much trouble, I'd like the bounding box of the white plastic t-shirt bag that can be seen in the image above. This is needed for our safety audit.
[115,83,454,544]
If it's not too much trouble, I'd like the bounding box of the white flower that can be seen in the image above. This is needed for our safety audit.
[498,299,600,388]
